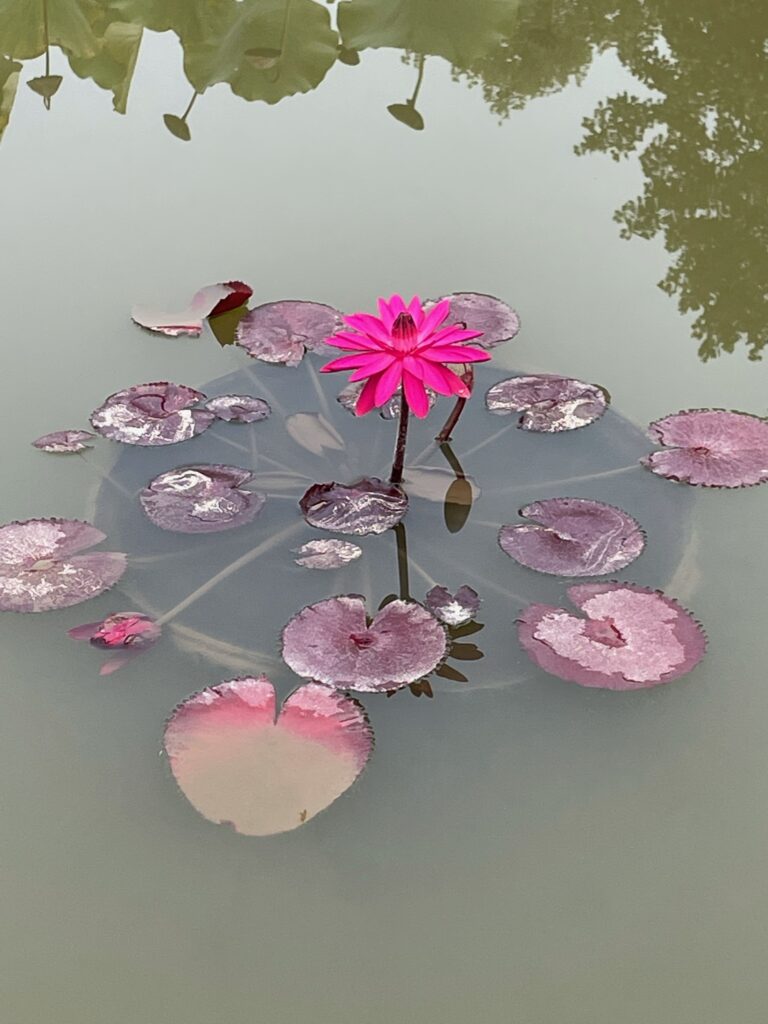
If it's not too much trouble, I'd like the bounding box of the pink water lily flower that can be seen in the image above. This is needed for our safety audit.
[320,295,490,417]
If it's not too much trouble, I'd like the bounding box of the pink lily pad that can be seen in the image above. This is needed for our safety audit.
[69,611,161,675]
[299,478,408,536]
[499,498,645,576]
[140,464,265,533]
[337,382,436,420]
[236,300,344,367]
[164,676,373,836]
[294,539,363,569]
[131,281,253,337]
[0,518,126,613]
[433,292,520,349]
[203,395,271,423]
[518,583,706,690]
[32,429,96,453]
[486,374,609,431]
[282,595,447,693]
[90,382,214,446]
[641,409,768,488]
[425,585,480,626]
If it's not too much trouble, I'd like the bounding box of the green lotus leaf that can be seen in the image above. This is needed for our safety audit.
[0,0,98,60]
[0,56,22,143]
[68,17,143,113]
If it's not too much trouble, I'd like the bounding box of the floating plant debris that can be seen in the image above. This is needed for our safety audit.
[337,381,436,420]
[641,409,768,488]
[90,382,214,446]
[282,595,447,693]
[164,677,373,836]
[486,374,609,432]
[499,498,645,577]
[202,395,271,423]
[140,465,265,534]
[131,281,252,337]
[0,519,126,613]
[518,583,706,689]
[236,300,344,366]
[425,585,480,626]
[294,539,363,569]
[32,429,96,454]
[432,292,520,349]
[68,612,160,675]
[300,478,408,535]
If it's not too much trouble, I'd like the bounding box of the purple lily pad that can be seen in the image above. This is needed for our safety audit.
[164,676,373,835]
[282,595,447,693]
[90,382,215,446]
[294,539,363,569]
[299,478,408,536]
[0,518,126,613]
[641,409,768,488]
[132,281,253,337]
[499,498,645,576]
[32,429,96,454]
[203,395,271,423]
[425,585,481,626]
[140,464,265,533]
[69,611,161,675]
[236,300,344,367]
[337,382,436,420]
[433,292,520,349]
[518,582,706,689]
[486,374,609,432]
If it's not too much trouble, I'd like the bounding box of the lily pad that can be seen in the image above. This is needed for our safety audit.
[32,429,96,453]
[518,583,706,689]
[425,585,480,626]
[131,281,252,337]
[203,395,271,423]
[294,539,362,569]
[486,374,609,432]
[300,477,408,535]
[499,498,645,576]
[236,300,344,367]
[164,676,373,836]
[90,382,214,446]
[433,292,520,349]
[140,464,265,533]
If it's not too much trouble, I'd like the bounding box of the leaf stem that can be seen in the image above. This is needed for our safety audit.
[389,395,410,484]
[435,367,474,444]
[394,522,411,601]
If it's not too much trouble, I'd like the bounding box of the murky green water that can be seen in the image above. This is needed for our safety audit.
[2,3,768,1022]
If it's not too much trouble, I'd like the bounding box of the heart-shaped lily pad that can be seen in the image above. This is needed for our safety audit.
[32,429,96,453]
[433,292,520,348]
[202,395,271,423]
[236,300,344,366]
[140,465,265,533]
[486,374,609,431]
[299,478,408,535]
[90,382,214,446]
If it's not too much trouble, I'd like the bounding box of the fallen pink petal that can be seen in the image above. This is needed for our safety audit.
[499,498,645,576]
[203,395,271,423]
[90,382,214,446]
[140,464,265,533]
[131,281,252,337]
[282,595,447,693]
[299,478,408,535]
[486,374,609,431]
[430,292,520,349]
[294,539,363,570]
[425,585,481,626]
[68,611,161,673]
[236,300,344,366]
[518,583,706,689]
[164,676,373,835]
[32,429,96,454]
[641,408,768,488]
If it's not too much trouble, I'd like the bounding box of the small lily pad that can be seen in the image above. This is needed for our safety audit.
[32,429,96,454]
[299,478,408,535]
[486,374,609,432]
[425,585,480,626]
[236,300,344,366]
[69,612,161,675]
[90,382,214,446]
[294,539,363,569]
[140,464,265,533]
[433,292,520,348]
[203,395,271,423]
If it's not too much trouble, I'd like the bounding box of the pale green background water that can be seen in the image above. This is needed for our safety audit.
[2,3,768,1022]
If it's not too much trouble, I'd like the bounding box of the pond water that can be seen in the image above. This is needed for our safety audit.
[2,3,768,1023]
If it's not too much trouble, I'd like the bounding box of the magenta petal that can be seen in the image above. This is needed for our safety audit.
[419,325,485,347]
[402,371,431,417]
[68,621,103,641]
[408,360,467,396]
[164,676,373,835]
[486,374,609,432]
[32,429,96,454]
[323,353,383,373]
[355,376,380,416]
[300,477,408,535]
[417,299,452,339]
[641,409,768,488]
[518,583,706,689]
[431,292,520,349]
[282,595,447,692]
[324,331,385,352]
[372,361,403,405]
[140,464,265,533]
[499,498,645,576]
[419,345,491,363]
[347,354,397,382]
[236,301,344,366]
[342,314,392,345]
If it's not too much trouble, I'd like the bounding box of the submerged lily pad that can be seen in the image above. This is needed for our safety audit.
[203,395,271,423]
[425,585,480,626]
[68,611,161,676]
[282,595,447,693]
[300,478,408,535]
[164,676,373,836]
[32,429,96,453]
[486,374,609,432]
[90,382,214,446]
[0,519,126,613]
[499,498,645,577]
[434,292,520,348]
[294,539,362,570]
[641,409,768,488]
[140,464,265,533]
[518,583,706,689]
[131,281,253,337]
[236,300,344,366]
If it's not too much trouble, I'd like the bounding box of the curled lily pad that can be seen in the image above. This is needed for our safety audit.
[132,281,253,337]
[294,539,362,569]
[337,381,436,420]
[140,464,265,534]
[518,583,706,690]
[68,612,160,675]
[641,409,768,488]
[300,478,408,536]
[90,382,214,446]
[486,374,609,432]
[499,498,645,577]
[164,676,373,836]
[203,395,271,423]
[32,429,96,453]
[425,585,480,626]
[433,292,520,349]
[236,300,344,366]
[0,519,126,613]
[282,595,447,693]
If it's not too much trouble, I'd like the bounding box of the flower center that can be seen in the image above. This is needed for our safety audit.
[391,312,418,350]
